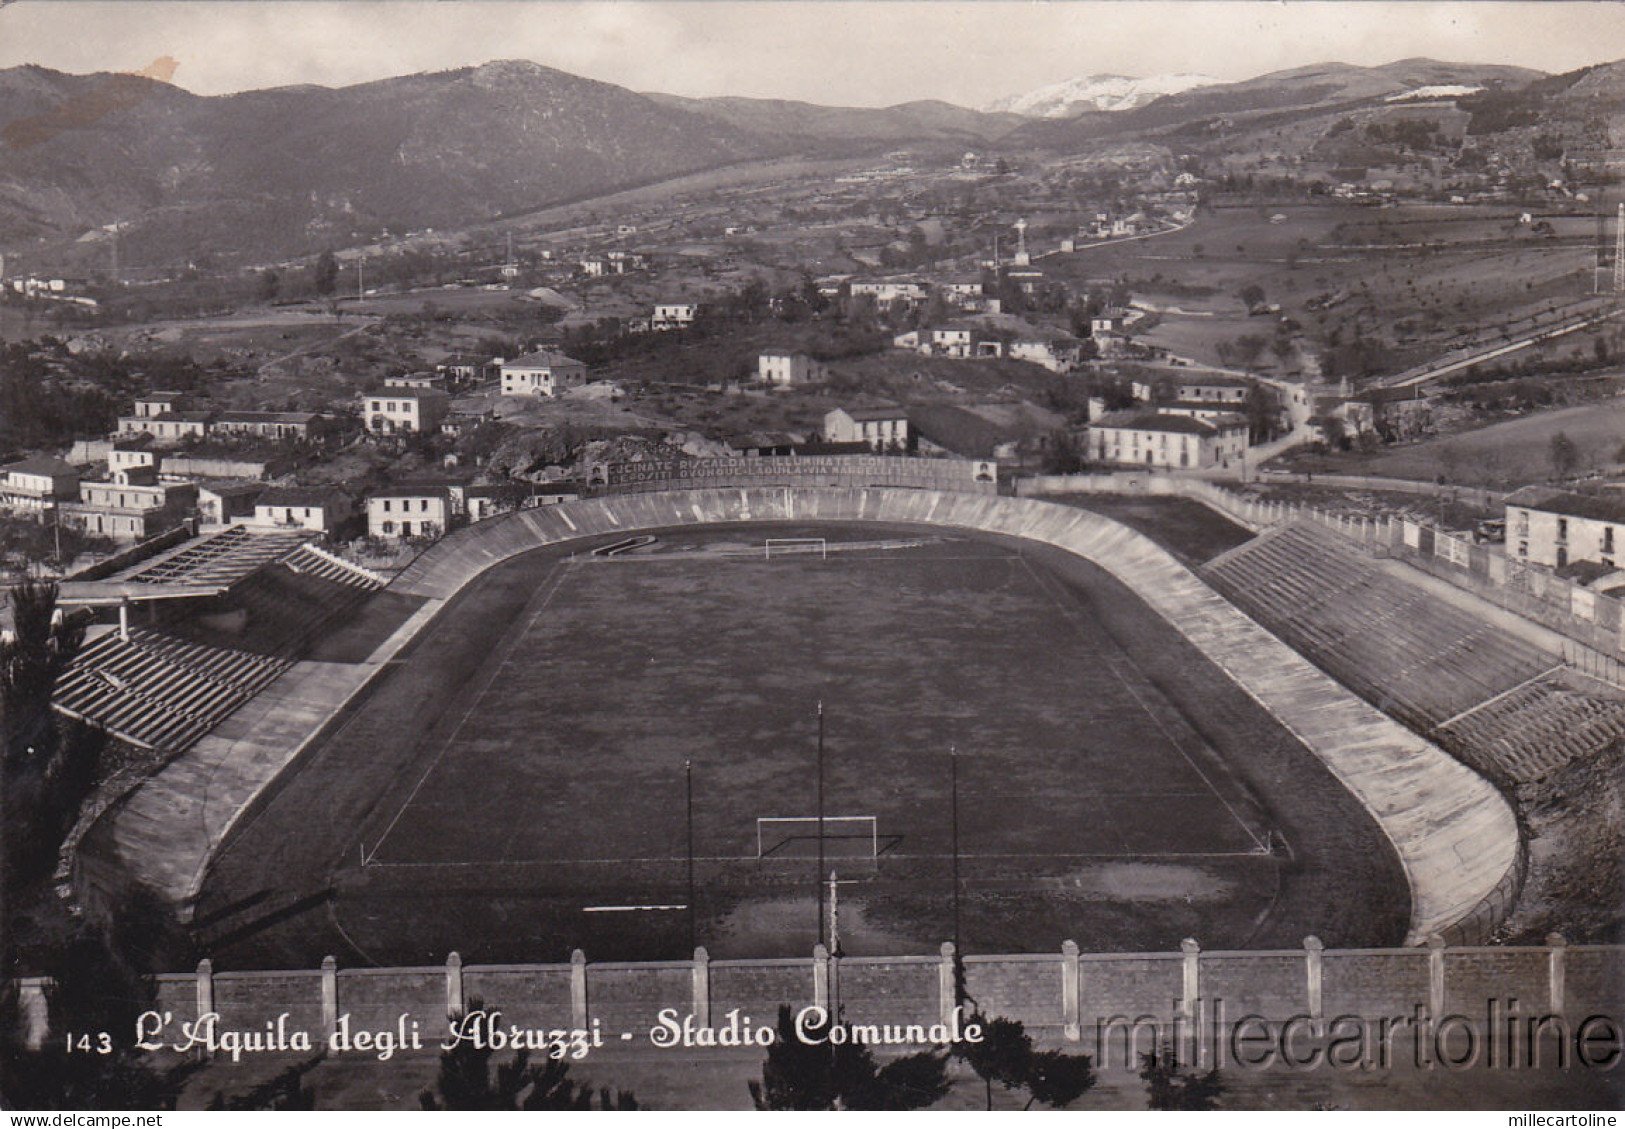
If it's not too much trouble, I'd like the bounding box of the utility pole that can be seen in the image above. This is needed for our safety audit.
[685,759,696,951]
[950,746,961,953]
[816,699,826,949]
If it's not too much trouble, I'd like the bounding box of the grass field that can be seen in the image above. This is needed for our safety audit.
[195,522,1407,968]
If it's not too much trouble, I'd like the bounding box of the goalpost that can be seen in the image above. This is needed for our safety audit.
[756,815,878,859]
[764,537,828,560]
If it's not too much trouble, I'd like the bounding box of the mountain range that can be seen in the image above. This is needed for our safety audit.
[0,55,1618,265]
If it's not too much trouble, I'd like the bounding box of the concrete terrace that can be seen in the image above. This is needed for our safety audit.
[99,489,1518,944]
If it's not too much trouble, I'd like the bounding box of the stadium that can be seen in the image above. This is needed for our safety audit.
[50,459,1552,975]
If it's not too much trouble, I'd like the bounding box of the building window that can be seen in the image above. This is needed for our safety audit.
[1558,518,1568,541]
[1606,528,1615,555]
[383,500,391,512]
[382,521,394,535]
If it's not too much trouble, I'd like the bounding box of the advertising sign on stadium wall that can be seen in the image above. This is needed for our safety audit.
[586,455,998,495]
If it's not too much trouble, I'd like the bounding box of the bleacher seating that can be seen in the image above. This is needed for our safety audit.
[1440,674,1625,784]
[281,543,386,590]
[1202,522,1625,784]
[1204,523,1556,734]
[53,628,290,751]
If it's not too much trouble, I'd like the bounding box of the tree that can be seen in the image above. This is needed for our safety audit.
[1239,283,1266,312]
[1549,430,1581,479]
[1139,1041,1223,1111]
[954,1014,1095,1110]
[749,1005,950,1111]
[0,916,199,1110]
[312,250,339,297]
[1,581,98,895]
[258,269,281,303]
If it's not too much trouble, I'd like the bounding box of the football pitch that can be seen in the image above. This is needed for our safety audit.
[196,523,1408,966]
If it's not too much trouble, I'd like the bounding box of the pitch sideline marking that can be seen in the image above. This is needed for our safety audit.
[364,559,576,864]
[1016,554,1270,855]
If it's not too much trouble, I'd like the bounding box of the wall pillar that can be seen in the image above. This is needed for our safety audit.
[813,944,830,1011]
[320,956,338,1038]
[196,958,215,1023]
[17,978,49,1050]
[1061,940,1081,1042]
[938,942,957,1025]
[1427,935,1446,1021]
[1303,936,1323,1022]
[1546,933,1566,1017]
[118,599,130,643]
[1180,939,1200,1068]
[570,949,588,1030]
[445,952,463,1019]
[692,947,710,1028]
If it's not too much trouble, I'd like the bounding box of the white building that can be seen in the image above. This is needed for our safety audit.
[363,389,449,435]
[367,486,453,541]
[250,488,352,534]
[824,406,910,452]
[758,350,828,387]
[0,457,80,513]
[500,350,589,397]
[1087,410,1247,470]
[1504,488,1625,570]
[651,302,698,330]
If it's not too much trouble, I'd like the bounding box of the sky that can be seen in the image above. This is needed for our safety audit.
[1,1,1623,109]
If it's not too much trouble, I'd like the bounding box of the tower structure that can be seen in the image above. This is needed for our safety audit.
[1013,218,1031,267]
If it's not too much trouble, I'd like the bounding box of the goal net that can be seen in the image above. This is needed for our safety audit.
[757,815,878,859]
[764,537,828,560]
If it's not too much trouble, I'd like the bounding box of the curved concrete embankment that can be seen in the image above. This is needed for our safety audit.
[97,488,1519,944]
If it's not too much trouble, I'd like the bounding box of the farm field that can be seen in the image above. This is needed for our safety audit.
[1284,395,1625,487]
[1050,202,1595,375]
[194,522,1407,969]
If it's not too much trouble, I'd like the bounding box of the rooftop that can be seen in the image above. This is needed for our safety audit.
[1092,411,1221,436]
[1505,486,1625,525]
[3,456,79,478]
[503,349,584,369]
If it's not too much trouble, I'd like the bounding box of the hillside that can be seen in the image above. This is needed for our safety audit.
[642,92,1022,145]
[1006,59,1551,150]
[0,61,777,260]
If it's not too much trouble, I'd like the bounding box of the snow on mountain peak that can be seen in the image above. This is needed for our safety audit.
[984,73,1218,118]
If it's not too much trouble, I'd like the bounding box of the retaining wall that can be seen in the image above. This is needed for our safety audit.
[387,488,1519,944]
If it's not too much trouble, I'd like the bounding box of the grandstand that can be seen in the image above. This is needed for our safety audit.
[53,628,290,751]
[51,525,392,752]
[1202,522,1621,785]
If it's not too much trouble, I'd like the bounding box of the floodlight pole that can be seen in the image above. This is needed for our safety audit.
[816,699,826,949]
[685,759,696,952]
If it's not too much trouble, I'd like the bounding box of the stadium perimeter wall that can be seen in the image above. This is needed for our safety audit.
[15,939,1622,1069]
[387,488,1516,945]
